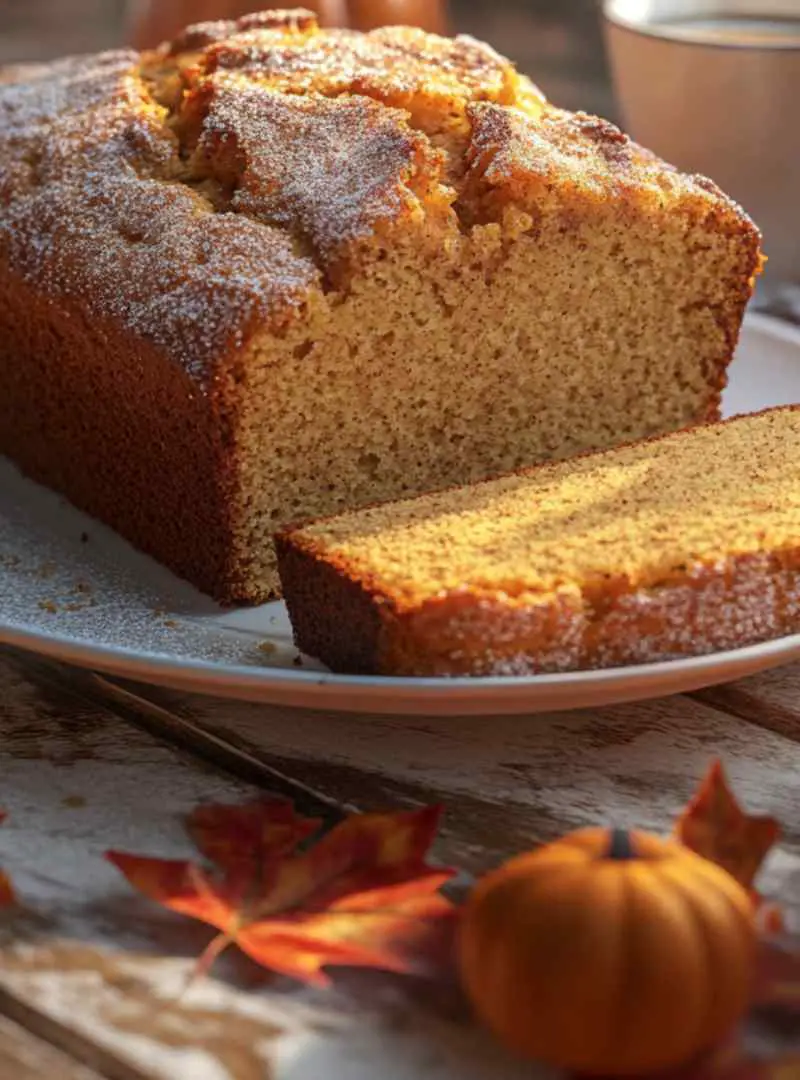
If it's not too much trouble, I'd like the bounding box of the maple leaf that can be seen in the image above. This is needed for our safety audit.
[753,936,800,1015]
[107,802,456,986]
[186,798,322,876]
[0,811,14,907]
[756,903,787,937]
[674,761,780,890]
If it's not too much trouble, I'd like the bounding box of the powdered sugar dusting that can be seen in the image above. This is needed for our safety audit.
[283,408,800,677]
[390,552,800,678]
[462,101,754,223]
[204,24,515,109]
[167,9,319,55]
[0,11,510,381]
[0,49,319,384]
[188,77,435,276]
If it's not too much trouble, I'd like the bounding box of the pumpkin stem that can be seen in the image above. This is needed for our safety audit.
[607,828,635,860]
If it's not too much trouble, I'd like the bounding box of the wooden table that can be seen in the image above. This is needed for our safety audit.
[0,645,799,1079]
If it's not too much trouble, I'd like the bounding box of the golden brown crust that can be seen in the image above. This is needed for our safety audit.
[278,537,800,677]
[0,49,320,387]
[179,74,443,284]
[0,270,241,597]
[0,11,759,390]
[460,101,759,223]
[166,9,319,55]
[200,23,519,110]
[277,407,800,675]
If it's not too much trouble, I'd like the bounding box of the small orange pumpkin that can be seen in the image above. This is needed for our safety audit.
[458,827,755,1076]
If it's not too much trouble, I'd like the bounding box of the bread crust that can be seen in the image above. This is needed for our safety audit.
[0,10,763,604]
[277,542,800,676]
[276,407,800,676]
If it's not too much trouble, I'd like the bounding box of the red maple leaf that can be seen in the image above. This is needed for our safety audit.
[107,800,456,986]
[187,798,322,876]
[674,761,780,890]
[0,811,14,907]
[753,936,800,1015]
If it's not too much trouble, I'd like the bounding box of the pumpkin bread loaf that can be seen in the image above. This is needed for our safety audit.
[276,407,800,675]
[0,9,761,603]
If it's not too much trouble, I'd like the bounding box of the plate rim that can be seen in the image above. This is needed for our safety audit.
[739,309,800,349]
[3,617,800,699]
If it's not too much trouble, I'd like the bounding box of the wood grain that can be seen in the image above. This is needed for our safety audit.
[1,645,799,1077]
[74,665,800,898]
[695,666,800,743]
[0,650,544,1080]
[0,1013,104,1080]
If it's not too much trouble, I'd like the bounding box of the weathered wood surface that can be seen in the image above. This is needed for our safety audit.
[0,649,547,1080]
[0,1013,103,1080]
[88,669,800,905]
[0,645,799,1078]
[697,666,800,745]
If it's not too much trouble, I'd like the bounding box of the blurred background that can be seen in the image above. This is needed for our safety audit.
[0,0,617,119]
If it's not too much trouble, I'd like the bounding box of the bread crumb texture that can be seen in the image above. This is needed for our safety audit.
[0,9,762,602]
[279,408,800,675]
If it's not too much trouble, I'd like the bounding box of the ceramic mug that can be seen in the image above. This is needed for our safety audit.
[603,0,800,284]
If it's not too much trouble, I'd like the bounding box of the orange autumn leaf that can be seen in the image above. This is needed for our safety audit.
[674,761,780,890]
[754,936,800,1015]
[107,803,456,986]
[187,798,322,876]
[756,902,787,937]
[0,811,14,907]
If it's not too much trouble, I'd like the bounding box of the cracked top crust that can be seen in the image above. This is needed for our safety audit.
[0,8,757,387]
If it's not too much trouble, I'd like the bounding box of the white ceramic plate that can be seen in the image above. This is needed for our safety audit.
[2,311,799,717]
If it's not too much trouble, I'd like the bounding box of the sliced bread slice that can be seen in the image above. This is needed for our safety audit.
[275,406,800,676]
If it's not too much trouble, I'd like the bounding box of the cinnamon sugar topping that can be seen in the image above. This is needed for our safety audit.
[0,7,755,394]
[0,47,319,382]
[203,24,518,110]
[184,76,443,278]
[167,9,319,55]
[0,11,541,382]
